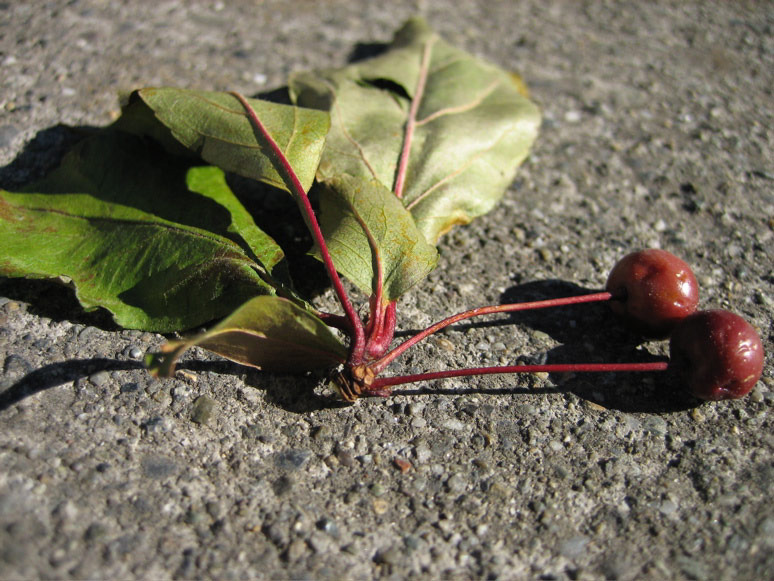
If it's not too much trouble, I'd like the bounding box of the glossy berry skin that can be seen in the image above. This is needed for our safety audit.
[670,309,764,401]
[606,249,699,337]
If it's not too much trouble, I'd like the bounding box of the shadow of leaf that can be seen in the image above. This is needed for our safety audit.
[176,359,348,414]
[0,358,145,411]
[0,124,92,190]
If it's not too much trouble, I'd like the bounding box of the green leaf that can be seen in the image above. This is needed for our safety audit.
[147,295,347,376]
[316,175,438,301]
[114,87,330,194]
[290,17,541,243]
[186,165,284,272]
[0,131,288,332]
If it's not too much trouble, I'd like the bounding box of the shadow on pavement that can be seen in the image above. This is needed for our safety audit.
[0,358,145,411]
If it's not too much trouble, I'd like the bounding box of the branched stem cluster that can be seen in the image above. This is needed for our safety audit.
[234,91,670,402]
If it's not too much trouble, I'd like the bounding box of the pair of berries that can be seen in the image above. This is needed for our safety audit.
[606,249,764,401]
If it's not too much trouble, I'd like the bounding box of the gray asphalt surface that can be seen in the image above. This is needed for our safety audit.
[1,1,773,579]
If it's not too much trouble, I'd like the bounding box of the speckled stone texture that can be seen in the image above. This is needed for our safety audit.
[1,1,773,579]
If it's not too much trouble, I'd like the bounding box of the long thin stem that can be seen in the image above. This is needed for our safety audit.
[230,92,365,355]
[393,39,434,200]
[371,291,612,374]
[371,361,669,390]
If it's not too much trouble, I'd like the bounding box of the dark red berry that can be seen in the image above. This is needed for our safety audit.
[606,249,699,337]
[669,309,764,401]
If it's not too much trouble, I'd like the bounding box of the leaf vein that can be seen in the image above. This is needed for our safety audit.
[415,80,500,126]
[405,123,517,212]
[325,80,380,181]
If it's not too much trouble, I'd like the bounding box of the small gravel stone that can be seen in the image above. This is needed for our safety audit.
[393,457,412,473]
[559,535,590,559]
[446,473,467,494]
[442,418,466,431]
[336,449,355,467]
[3,354,32,379]
[433,337,456,352]
[83,522,108,543]
[274,449,311,471]
[642,416,668,436]
[142,416,169,434]
[372,498,389,515]
[190,395,216,425]
[312,424,331,441]
[140,455,178,480]
[88,370,110,387]
[411,417,428,429]
[307,531,334,553]
[316,517,339,538]
[120,382,140,394]
[272,475,293,496]
[285,538,306,561]
[659,499,678,516]
[676,555,709,581]
[414,445,431,463]
[375,546,401,565]
[127,346,143,359]
[0,124,20,147]
[78,326,101,340]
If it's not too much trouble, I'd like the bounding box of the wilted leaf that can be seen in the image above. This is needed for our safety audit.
[0,131,288,332]
[316,175,438,300]
[290,17,541,243]
[147,295,348,376]
[114,87,330,193]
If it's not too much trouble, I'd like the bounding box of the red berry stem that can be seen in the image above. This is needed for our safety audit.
[230,92,366,359]
[369,360,669,391]
[370,291,613,374]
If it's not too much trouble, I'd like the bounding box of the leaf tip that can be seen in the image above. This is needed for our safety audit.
[144,342,186,378]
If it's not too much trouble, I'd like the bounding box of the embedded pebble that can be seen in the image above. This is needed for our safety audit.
[89,371,110,387]
[308,531,334,554]
[369,483,387,497]
[433,337,456,352]
[272,475,293,496]
[336,449,355,467]
[559,535,590,559]
[659,499,678,516]
[446,473,467,494]
[286,538,306,561]
[120,382,140,394]
[411,417,428,429]
[372,498,389,515]
[126,346,143,359]
[142,416,170,434]
[140,455,178,479]
[564,110,581,123]
[316,517,339,538]
[414,445,431,463]
[3,354,32,379]
[375,546,401,565]
[442,419,466,431]
[642,416,668,436]
[191,395,216,425]
[0,124,20,147]
[274,449,311,471]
